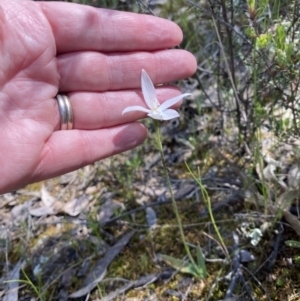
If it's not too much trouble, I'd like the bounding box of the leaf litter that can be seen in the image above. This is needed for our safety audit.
[1,123,300,300]
[1,44,300,301]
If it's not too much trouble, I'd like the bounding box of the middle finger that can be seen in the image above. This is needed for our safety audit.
[57,49,195,92]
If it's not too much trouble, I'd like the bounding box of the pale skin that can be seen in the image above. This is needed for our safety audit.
[0,0,197,194]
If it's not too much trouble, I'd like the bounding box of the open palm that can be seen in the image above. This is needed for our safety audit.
[0,0,196,193]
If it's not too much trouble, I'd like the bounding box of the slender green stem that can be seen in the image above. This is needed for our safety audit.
[185,164,229,258]
[253,35,268,212]
[292,0,297,22]
[154,120,196,267]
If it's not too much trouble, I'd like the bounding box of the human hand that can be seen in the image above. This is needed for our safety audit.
[0,0,196,193]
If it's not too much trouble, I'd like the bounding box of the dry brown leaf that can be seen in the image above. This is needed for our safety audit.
[29,205,61,217]
[283,210,300,236]
[97,200,125,223]
[63,195,92,216]
[40,184,56,207]
[3,260,23,301]
[11,198,34,222]
[69,230,136,298]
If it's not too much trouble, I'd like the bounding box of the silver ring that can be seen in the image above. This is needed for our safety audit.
[56,94,73,130]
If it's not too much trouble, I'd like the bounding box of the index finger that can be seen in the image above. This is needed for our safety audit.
[39,2,183,53]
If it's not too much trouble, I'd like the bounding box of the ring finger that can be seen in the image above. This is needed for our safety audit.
[55,86,184,131]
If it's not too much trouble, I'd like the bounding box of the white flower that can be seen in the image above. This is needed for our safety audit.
[122,69,191,120]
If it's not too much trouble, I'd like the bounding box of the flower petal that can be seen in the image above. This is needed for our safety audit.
[141,69,157,110]
[122,106,151,115]
[160,109,180,120]
[148,112,163,120]
[159,93,191,111]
